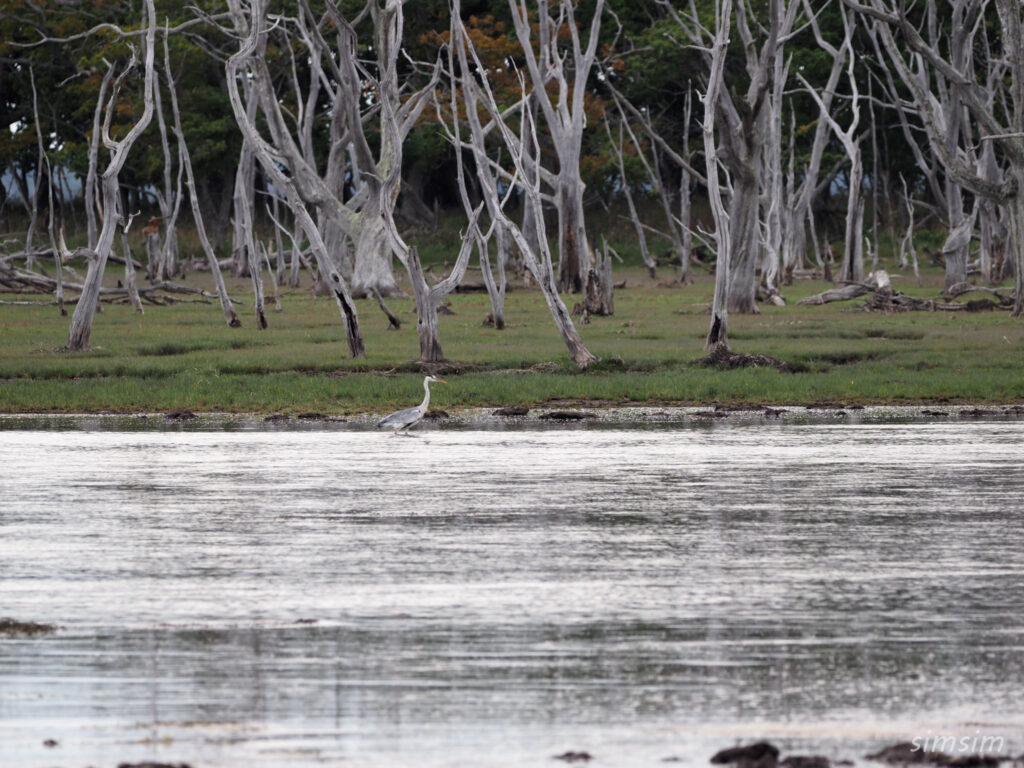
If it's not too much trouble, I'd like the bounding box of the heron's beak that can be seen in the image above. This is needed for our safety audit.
[435,378,448,384]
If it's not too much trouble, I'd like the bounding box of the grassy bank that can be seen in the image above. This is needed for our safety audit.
[2,256,1024,415]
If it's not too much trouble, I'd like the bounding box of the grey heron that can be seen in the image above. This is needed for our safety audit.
[376,374,448,435]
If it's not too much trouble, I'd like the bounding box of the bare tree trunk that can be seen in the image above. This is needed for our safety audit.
[164,33,240,328]
[520,111,544,260]
[703,0,733,351]
[452,6,597,368]
[121,230,144,313]
[152,73,180,279]
[557,179,587,293]
[67,0,157,351]
[582,239,614,317]
[259,240,282,311]
[226,0,364,356]
[24,67,46,272]
[668,0,800,314]
[607,118,656,279]
[479,224,507,329]
[799,7,863,283]
[407,247,444,361]
[1010,168,1024,317]
[898,174,922,285]
[507,0,606,294]
[32,67,65,314]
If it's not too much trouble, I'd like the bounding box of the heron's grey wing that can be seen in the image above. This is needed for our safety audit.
[376,406,422,428]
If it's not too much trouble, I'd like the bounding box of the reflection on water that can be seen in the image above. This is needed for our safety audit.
[2,419,1024,767]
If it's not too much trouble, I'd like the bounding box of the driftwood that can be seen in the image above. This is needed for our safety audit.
[864,293,1012,312]
[798,270,891,305]
[799,269,1015,312]
[797,283,870,305]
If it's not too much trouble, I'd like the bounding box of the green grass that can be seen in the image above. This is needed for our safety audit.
[2,248,1024,414]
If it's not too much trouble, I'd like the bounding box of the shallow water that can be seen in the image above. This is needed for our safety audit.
[2,417,1024,767]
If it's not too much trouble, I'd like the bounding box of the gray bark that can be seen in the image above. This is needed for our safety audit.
[164,34,240,328]
[67,0,157,351]
[846,0,1024,312]
[702,0,734,350]
[507,0,606,294]
[452,4,597,368]
[226,0,364,356]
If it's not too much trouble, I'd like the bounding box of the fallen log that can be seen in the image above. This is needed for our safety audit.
[796,283,869,305]
[798,270,891,305]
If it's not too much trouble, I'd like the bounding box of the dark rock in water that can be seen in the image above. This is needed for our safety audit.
[264,413,290,422]
[712,742,780,768]
[554,751,593,763]
[42,739,58,748]
[118,763,193,768]
[0,617,57,636]
[164,410,196,420]
[922,409,948,416]
[539,411,597,421]
[867,743,1003,767]
[945,757,1002,768]
[423,409,450,420]
[960,408,995,418]
[867,743,937,764]
[493,406,530,417]
[782,756,832,768]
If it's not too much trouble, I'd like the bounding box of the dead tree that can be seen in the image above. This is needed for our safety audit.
[798,4,865,284]
[225,0,365,356]
[761,35,789,296]
[30,67,65,314]
[164,32,240,328]
[223,0,438,300]
[435,69,508,331]
[666,0,803,314]
[151,71,183,280]
[67,0,157,351]
[779,1,849,280]
[846,0,1024,313]
[606,86,703,283]
[82,67,113,252]
[375,15,481,364]
[452,1,598,369]
[702,0,734,351]
[507,0,607,294]
[898,174,922,284]
[605,117,657,279]
[581,239,614,319]
[120,218,145,314]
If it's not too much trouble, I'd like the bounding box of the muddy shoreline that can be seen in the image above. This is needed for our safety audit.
[3,403,1024,431]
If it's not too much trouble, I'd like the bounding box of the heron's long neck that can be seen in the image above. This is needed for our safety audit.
[420,379,431,412]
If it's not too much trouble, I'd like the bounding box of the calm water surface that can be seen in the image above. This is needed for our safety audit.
[2,418,1023,767]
